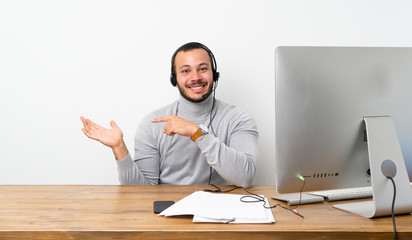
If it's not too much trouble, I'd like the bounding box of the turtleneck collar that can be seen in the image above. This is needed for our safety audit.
[177,94,214,116]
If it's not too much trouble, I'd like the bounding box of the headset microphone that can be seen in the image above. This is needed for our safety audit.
[201,90,213,100]
[201,81,218,100]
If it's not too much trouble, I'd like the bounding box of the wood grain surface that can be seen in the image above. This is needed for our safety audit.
[0,185,411,239]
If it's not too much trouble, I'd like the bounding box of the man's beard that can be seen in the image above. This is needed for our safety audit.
[177,82,214,103]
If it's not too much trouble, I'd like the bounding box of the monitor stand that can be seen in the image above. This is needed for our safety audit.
[333,116,412,218]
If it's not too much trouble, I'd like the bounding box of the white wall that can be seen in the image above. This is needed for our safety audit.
[1,0,412,185]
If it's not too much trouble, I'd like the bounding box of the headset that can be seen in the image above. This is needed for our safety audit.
[170,42,220,87]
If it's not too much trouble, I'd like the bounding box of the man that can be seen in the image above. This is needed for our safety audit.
[81,42,259,188]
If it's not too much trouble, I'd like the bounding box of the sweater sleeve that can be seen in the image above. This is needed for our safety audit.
[195,110,259,188]
[116,117,161,185]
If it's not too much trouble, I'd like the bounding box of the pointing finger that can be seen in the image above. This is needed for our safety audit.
[151,116,171,123]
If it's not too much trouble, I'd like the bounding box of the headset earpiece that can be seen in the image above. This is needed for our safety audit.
[170,73,177,86]
[213,71,220,82]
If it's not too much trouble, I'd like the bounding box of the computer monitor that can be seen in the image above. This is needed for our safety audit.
[275,46,412,218]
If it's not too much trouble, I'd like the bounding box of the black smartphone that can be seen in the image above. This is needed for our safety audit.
[153,200,175,214]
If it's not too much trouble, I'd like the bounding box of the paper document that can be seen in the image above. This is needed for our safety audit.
[158,191,275,223]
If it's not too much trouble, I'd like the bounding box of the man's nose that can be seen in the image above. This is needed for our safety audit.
[190,70,201,80]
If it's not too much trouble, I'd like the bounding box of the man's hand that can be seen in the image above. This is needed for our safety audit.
[151,115,198,137]
[80,116,128,160]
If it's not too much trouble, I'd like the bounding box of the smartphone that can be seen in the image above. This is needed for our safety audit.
[153,200,175,214]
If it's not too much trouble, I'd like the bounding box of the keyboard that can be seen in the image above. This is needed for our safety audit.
[308,182,412,202]
[309,187,373,201]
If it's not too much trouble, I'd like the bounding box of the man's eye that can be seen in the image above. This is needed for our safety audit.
[200,67,208,72]
[182,69,189,74]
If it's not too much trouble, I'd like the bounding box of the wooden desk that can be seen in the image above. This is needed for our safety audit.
[0,185,411,239]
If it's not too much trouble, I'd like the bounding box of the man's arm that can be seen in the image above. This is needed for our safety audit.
[151,110,259,188]
[151,115,198,137]
[116,115,164,185]
[81,116,157,185]
[119,114,196,185]
[80,116,129,160]
[195,120,258,188]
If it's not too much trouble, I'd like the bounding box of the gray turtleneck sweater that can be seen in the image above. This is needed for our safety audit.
[116,95,259,188]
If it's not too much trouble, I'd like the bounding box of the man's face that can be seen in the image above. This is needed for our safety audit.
[174,48,214,103]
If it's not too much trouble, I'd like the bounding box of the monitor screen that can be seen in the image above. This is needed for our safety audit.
[275,46,412,194]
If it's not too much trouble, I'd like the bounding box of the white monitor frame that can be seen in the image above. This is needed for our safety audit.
[275,46,412,218]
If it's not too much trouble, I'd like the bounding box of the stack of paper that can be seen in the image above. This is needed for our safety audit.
[158,191,275,223]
